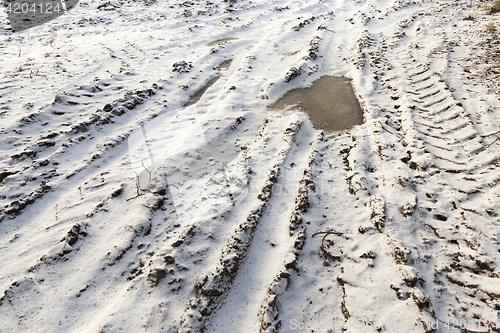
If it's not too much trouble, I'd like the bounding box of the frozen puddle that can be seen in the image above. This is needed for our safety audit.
[184,60,233,107]
[207,37,239,46]
[269,76,364,133]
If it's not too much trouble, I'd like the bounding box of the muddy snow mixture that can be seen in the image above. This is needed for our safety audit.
[2,0,500,332]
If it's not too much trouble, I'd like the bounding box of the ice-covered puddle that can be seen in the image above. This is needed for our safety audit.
[269,76,364,133]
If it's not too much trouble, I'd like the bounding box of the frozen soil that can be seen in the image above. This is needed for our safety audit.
[2,0,500,332]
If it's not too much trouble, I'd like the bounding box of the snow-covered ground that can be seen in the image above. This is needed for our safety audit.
[2,0,500,331]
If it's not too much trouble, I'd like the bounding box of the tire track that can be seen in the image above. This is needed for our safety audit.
[401,58,485,173]
[0,86,158,222]
[178,116,314,333]
[379,13,500,331]
[258,134,319,333]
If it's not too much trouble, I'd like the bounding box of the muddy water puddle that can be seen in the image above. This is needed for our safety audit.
[269,76,364,133]
[184,60,233,107]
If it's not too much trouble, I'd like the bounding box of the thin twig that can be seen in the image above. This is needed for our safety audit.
[134,171,142,196]
[312,230,343,259]
[312,230,343,237]
[141,160,153,190]
[378,121,403,139]
[29,69,48,80]
[486,136,500,148]
[482,130,500,137]
[127,166,178,201]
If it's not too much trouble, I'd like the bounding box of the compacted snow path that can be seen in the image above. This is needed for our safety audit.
[2,0,500,331]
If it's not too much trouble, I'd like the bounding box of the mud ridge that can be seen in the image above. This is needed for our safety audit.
[178,121,303,333]
[258,136,320,333]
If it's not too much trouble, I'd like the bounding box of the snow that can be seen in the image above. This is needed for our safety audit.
[2,0,500,332]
